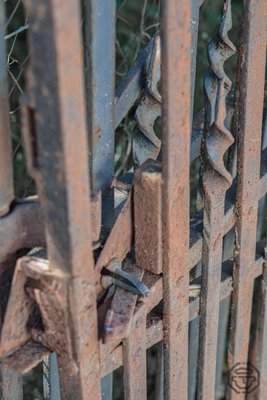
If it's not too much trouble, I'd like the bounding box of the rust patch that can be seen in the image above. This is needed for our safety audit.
[134,159,162,274]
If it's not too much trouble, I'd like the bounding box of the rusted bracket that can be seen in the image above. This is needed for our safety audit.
[0,194,101,339]
[134,159,162,274]
[97,154,204,349]
[0,198,45,331]
[96,162,162,345]
[0,248,104,383]
[0,254,150,370]
[101,258,145,345]
[0,182,135,367]
[0,254,74,366]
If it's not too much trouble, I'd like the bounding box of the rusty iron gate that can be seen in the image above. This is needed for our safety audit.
[0,0,267,399]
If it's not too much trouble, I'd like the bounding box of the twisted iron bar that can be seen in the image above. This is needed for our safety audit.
[133,34,161,165]
[204,0,236,187]
[197,3,237,397]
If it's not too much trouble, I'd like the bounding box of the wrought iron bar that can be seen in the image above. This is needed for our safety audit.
[258,242,267,399]
[161,1,191,398]
[20,0,102,398]
[122,308,147,399]
[197,1,236,398]
[43,354,61,400]
[228,1,266,399]
[83,0,116,194]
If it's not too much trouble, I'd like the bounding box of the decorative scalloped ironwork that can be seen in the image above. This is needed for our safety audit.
[203,0,236,187]
[133,34,162,166]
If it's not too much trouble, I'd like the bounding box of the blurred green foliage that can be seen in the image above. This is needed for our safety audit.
[116,0,160,83]
[5,0,32,197]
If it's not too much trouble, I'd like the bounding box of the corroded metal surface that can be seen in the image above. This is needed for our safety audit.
[100,255,264,377]
[161,1,191,398]
[203,0,236,185]
[95,191,133,294]
[102,259,144,345]
[228,2,266,400]
[0,199,45,263]
[123,307,147,400]
[258,245,267,399]
[134,35,162,165]
[0,194,100,266]
[16,0,102,398]
[198,1,236,399]
[134,159,162,274]
[0,0,267,398]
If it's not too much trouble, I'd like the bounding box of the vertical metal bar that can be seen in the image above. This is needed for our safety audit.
[188,4,201,395]
[258,109,267,237]
[188,316,200,400]
[256,110,267,394]
[190,0,200,119]
[43,356,50,399]
[263,109,267,149]
[198,190,225,399]
[154,343,164,400]
[1,364,23,400]
[156,5,200,394]
[0,1,14,216]
[215,296,231,399]
[191,1,203,213]
[161,1,191,398]
[227,2,266,399]
[83,0,115,193]
[101,374,113,400]
[258,246,267,399]
[43,354,61,400]
[197,1,236,398]
[23,0,102,398]
[123,312,147,400]
[83,0,116,235]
